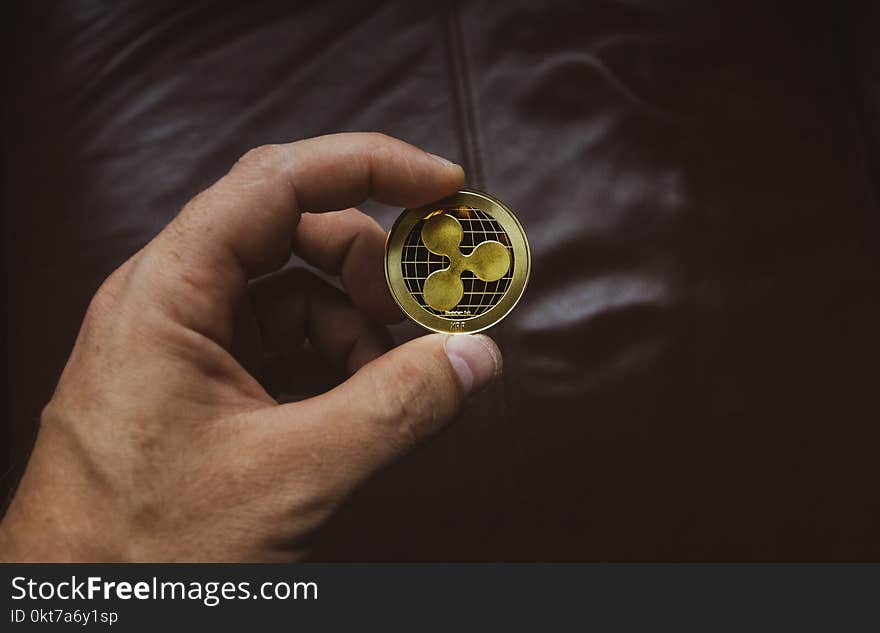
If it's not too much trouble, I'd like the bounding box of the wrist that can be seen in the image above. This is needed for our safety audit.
[0,422,127,562]
[0,484,90,562]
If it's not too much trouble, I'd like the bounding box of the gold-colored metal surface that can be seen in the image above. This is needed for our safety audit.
[421,214,511,311]
[385,189,530,334]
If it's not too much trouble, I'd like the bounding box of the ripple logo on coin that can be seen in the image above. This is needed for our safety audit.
[385,189,530,334]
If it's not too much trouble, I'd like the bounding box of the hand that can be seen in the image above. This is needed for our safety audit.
[0,133,502,561]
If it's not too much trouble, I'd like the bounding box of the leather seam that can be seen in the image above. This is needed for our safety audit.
[444,3,485,190]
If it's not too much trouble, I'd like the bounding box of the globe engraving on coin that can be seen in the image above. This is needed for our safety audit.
[385,189,530,334]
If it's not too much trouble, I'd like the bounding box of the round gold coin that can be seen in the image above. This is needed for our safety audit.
[385,189,530,334]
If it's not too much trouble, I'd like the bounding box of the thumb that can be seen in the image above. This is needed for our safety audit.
[283,332,501,492]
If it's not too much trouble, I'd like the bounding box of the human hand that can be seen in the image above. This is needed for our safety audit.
[0,133,502,561]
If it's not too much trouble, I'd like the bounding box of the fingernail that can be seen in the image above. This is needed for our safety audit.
[444,334,502,395]
[427,152,458,169]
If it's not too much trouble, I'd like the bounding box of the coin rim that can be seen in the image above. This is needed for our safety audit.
[384,188,530,334]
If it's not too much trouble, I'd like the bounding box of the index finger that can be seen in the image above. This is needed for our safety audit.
[137,133,464,345]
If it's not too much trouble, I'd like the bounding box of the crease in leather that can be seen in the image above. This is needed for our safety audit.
[444,2,485,189]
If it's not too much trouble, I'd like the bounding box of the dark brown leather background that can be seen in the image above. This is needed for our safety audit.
[4,1,880,560]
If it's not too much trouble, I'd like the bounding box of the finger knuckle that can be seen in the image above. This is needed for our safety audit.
[85,266,128,324]
[363,132,403,162]
[362,131,393,146]
[237,143,287,171]
[354,207,381,230]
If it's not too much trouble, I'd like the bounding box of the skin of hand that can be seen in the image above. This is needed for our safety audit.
[0,133,502,562]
